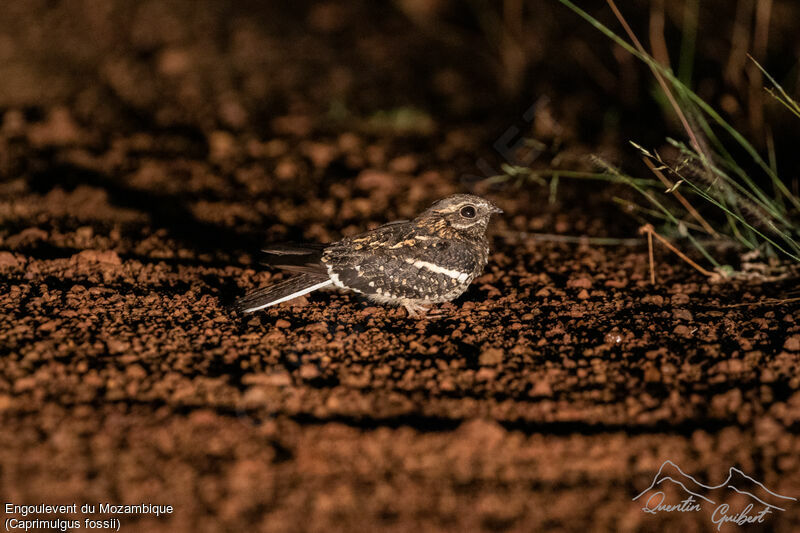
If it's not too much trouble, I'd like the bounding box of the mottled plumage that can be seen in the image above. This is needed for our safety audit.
[237,194,502,317]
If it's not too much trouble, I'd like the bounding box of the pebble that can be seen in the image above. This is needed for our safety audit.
[0,252,19,267]
[479,347,504,366]
[785,335,800,352]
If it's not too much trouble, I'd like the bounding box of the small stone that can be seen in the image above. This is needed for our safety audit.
[644,366,662,382]
[457,418,506,446]
[439,378,456,391]
[73,250,121,265]
[568,277,593,289]
[106,339,129,354]
[479,347,504,366]
[208,130,237,161]
[299,364,320,380]
[529,380,553,397]
[577,289,590,300]
[275,319,291,329]
[388,154,418,173]
[673,325,691,337]
[671,293,690,305]
[7,227,48,247]
[480,284,501,297]
[784,335,800,352]
[243,372,292,387]
[75,226,94,241]
[274,159,298,180]
[302,142,338,169]
[0,252,19,267]
[475,367,497,381]
[0,394,12,411]
[125,365,147,379]
[645,347,666,360]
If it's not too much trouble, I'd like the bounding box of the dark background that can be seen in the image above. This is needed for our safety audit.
[1,1,799,531]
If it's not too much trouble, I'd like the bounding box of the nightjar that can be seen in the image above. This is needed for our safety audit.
[236,194,502,317]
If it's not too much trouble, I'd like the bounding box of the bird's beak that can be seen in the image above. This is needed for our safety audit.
[488,203,503,214]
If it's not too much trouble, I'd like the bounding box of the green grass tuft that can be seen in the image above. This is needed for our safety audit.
[548,0,800,266]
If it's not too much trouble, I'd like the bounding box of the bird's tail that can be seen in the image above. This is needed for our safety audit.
[260,243,328,275]
[236,273,332,313]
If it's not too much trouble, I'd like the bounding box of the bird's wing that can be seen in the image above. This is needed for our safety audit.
[261,243,327,255]
[256,222,411,275]
[322,224,472,299]
[374,219,410,228]
[323,221,417,256]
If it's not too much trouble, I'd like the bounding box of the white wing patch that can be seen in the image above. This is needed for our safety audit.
[405,258,470,282]
[328,268,343,288]
[327,264,365,294]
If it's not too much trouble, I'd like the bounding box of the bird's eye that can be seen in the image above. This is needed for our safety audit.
[460,205,476,218]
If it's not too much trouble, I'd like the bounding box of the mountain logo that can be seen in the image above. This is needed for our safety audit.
[633,460,796,530]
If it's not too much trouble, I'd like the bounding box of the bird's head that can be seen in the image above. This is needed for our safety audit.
[419,194,502,237]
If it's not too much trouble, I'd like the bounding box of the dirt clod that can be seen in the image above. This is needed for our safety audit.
[785,335,800,352]
[0,252,19,267]
[479,347,505,366]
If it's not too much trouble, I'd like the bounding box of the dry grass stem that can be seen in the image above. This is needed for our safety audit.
[639,224,716,278]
